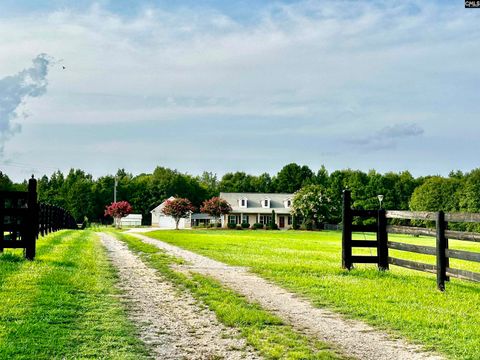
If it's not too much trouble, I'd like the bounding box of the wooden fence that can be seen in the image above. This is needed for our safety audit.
[342,190,480,291]
[0,177,77,260]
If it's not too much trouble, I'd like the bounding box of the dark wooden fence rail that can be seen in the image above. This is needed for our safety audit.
[0,176,77,260]
[342,189,480,291]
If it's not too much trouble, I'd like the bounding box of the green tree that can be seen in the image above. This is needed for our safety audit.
[274,163,315,193]
[251,173,274,193]
[196,171,219,198]
[291,184,334,229]
[218,172,256,193]
[0,171,13,191]
[459,169,480,212]
[410,177,461,212]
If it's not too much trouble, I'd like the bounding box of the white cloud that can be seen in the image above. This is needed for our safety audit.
[0,54,52,154]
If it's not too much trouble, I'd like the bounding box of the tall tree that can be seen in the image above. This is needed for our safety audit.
[0,171,13,191]
[196,171,219,198]
[274,163,315,193]
[291,184,334,229]
[218,172,256,193]
[410,177,461,212]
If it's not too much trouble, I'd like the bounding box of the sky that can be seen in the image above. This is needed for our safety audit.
[0,0,479,182]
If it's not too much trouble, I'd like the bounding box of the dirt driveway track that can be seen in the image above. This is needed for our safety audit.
[130,232,444,360]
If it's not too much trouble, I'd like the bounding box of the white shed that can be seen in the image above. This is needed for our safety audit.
[120,214,142,227]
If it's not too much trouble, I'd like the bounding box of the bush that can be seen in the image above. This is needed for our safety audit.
[292,222,300,230]
[241,222,250,229]
[269,223,279,230]
[227,222,236,229]
[301,219,314,231]
[216,223,222,228]
[236,225,243,230]
[252,223,264,230]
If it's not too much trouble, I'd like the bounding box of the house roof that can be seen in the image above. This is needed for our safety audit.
[220,192,293,214]
[150,196,175,214]
[122,214,142,220]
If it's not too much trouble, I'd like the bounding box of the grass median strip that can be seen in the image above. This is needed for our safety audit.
[113,231,344,360]
[0,230,148,359]
[144,229,480,360]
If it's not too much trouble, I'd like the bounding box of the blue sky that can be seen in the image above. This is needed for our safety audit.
[0,0,479,181]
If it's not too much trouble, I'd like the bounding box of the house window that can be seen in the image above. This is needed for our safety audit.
[262,199,270,208]
[259,215,272,225]
[288,216,292,225]
[242,215,249,224]
[229,215,238,224]
[239,198,247,208]
[287,200,291,207]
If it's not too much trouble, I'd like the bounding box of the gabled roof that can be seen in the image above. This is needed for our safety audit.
[150,196,175,214]
[220,192,294,214]
[122,214,143,219]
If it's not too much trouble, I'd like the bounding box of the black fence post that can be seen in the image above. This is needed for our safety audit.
[342,190,353,270]
[49,206,53,233]
[377,208,389,270]
[40,204,45,236]
[436,211,447,291]
[25,176,37,260]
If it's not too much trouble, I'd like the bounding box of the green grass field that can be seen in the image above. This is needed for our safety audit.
[113,231,343,360]
[145,229,480,360]
[0,230,148,359]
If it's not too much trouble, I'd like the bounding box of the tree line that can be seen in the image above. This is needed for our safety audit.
[1,164,479,225]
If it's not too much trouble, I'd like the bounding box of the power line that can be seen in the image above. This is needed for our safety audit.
[0,161,61,172]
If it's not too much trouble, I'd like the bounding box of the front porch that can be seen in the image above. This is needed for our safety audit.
[223,212,292,229]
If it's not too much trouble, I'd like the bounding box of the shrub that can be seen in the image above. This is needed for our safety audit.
[269,223,279,230]
[301,219,314,231]
[252,223,263,230]
[236,225,243,230]
[241,222,250,229]
[216,223,222,228]
[227,222,236,229]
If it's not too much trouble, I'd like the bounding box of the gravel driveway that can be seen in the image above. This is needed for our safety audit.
[130,232,444,360]
[100,233,261,360]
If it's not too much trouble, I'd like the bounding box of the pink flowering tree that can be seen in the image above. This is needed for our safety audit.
[105,201,133,228]
[200,197,232,226]
[161,198,195,230]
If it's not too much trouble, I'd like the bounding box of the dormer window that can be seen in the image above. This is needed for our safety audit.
[239,197,248,208]
[284,198,292,208]
[262,198,270,208]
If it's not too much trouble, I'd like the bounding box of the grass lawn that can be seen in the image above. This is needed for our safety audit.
[0,230,148,359]
[112,231,344,360]
[145,229,480,360]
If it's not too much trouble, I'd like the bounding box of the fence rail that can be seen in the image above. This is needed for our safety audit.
[342,190,480,291]
[0,177,77,260]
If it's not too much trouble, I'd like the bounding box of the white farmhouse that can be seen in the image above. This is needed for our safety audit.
[219,192,294,229]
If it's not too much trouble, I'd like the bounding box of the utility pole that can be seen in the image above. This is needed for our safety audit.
[114,176,118,203]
